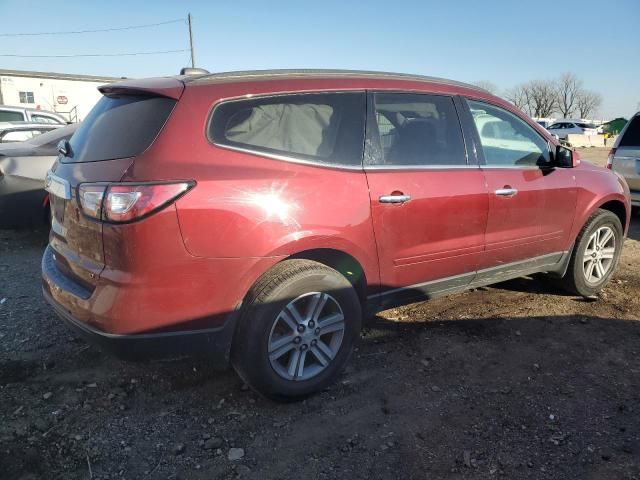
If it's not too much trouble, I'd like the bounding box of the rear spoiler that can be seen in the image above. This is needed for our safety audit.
[98,77,185,100]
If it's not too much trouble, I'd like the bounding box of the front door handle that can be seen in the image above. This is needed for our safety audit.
[379,194,411,204]
[495,188,518,197]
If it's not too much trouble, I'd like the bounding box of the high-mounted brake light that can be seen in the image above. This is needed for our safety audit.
[606,148,616,170]
[78,181,194,223]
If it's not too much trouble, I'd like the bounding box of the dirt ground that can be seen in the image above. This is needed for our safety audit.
[1,148,639,480]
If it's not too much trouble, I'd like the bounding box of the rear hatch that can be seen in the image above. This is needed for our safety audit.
[613,116,640,192]
[46,79,182,291]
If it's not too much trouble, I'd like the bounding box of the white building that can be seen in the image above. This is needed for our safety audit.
[0,69,121,122]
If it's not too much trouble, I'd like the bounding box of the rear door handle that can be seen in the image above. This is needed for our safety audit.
[379,194,411,204]
[495,188,518,197]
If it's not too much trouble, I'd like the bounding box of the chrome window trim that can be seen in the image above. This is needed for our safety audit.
[206,90,367,171]
[211,142,365,171]
[479,165,542,170]
[364,164,479,171]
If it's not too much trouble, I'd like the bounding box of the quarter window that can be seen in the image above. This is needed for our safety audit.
[467,100,549,167]
[209,92,365,167]
[19,91,35,104]
[366,93,466,166]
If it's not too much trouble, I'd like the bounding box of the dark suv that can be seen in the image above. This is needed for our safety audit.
[43,70,631,400]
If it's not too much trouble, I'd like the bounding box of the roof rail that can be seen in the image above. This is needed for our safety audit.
[180,67,210,76]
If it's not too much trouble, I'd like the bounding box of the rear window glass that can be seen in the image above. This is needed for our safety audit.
[64,94,175,163]
[576,123,597,129]
[366,92,466,166]
[0,110,24,122]
[209,92,365,166]
[620,116,640,147]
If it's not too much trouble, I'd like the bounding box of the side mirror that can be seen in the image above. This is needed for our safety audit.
[554,144,574,168]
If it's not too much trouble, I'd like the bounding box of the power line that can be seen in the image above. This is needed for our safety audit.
[0,49,190,58]
[0,18,184,37]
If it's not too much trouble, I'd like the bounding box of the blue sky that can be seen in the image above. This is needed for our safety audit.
[0,0,638,119]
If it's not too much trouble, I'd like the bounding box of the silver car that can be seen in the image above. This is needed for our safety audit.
[609,112,640,210]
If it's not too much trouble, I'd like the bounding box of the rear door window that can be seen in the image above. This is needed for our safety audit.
[209,92,365,167]
[365,92,467,166]
[619,116,640,147]
[63,94,176,163]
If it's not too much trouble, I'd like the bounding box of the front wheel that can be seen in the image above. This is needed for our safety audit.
[561,209,623,296]
[231,259,361,401]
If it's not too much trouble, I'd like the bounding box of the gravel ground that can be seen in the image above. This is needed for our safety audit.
[1,149,639,480]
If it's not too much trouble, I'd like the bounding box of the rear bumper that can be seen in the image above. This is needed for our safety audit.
[42,245,237,364]
[43,288,236,364]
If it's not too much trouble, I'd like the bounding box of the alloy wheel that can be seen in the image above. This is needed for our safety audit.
[583,226,616,285]
[268,292,345,381]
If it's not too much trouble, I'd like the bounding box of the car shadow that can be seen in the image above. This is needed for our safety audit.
[627,213,640,241]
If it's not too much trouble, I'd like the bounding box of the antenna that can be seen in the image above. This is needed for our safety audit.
[188,13,195,68]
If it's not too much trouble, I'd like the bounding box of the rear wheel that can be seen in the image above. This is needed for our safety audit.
[560,209,623,296]
[231,259,361,401]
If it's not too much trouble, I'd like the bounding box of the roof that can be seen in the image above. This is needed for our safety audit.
[186,69,486,92]
[0,69,122,83]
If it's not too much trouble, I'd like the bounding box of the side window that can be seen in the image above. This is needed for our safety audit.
[209,92,365,166]
[366,93,466,166]
[619,116,640,147]
[467,100,549,167]
[0,110,25,122]
[32,114,61,124]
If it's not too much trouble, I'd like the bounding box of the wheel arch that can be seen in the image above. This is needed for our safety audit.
[287,248,368,303]
[597,199,627,233]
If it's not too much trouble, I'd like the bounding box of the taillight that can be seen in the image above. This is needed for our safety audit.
[78,181,194,223]
[606,148,616,170]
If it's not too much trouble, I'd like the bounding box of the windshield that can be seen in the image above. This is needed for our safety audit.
[64,94,175,163]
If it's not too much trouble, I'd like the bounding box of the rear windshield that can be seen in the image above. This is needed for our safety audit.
[576,123,597,129]
[619,116,640,147]
[63,94,175,163]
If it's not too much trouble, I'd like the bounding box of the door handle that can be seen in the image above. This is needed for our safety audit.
[379,194,411,204]
[495,188,518,197]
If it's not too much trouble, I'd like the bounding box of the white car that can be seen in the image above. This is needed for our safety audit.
[0,106,67,125]
[547,121,599,139]
[0,122,64,142]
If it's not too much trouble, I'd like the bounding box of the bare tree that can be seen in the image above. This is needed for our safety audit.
[527,80,558,118]
[576,90,602,118]
[505,85,531,114]
[473,80,499,95]
[555,72,582,118]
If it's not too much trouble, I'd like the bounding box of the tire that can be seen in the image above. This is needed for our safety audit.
[231,259,362,401]
[561,209,623,297]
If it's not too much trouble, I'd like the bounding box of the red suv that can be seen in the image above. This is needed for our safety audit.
[43,69,631,400]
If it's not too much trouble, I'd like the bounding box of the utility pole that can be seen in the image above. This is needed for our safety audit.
[188,13,195,68]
